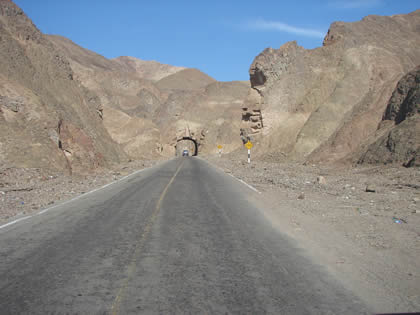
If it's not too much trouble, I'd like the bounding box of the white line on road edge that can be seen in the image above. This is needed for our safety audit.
[34,167,148,216]
[197,157,261,194]
[0,161,167,231]
[0,215,32,230]
[226,173,261,194]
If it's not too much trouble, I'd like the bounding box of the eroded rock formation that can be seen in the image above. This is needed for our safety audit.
[359,66,420,167]
[244,10,420,163]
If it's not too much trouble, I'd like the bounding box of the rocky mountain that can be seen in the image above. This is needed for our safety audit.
[244,10,420,165]
[0,0,126,174]
[4,0,417,173]
[49,35,249,159]
[359,66,420,167]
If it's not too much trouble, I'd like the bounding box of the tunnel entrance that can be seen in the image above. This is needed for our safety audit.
[176,137,198,156]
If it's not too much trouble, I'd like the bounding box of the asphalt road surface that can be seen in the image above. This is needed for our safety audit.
[0,157,370,314]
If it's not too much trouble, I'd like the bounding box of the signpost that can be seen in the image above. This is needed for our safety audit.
[245,141,253,163]
[217,145,223,157]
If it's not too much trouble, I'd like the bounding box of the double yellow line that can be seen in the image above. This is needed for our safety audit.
[110,160,184,315]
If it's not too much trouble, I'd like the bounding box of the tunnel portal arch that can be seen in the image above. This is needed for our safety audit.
[176,137,198,156]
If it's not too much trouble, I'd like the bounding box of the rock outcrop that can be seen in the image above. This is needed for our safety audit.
[245,10,420,163]
[0,0,126,173]
[359,66,420,167]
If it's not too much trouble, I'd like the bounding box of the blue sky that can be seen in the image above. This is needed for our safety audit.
[13,0,419,81]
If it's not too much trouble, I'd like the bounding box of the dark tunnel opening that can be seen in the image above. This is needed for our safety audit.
[176,137,198,156]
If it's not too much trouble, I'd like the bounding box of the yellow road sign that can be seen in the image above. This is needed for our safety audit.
[217,145,223,149]
[245,141,253,149]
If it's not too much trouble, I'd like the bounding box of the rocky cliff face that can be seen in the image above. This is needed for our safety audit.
[0,0,126,173]
[245,10,420,163]
[359,66,420,167]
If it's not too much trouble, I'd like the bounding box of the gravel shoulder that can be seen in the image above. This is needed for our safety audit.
[204,154,420,314]
[0,159,165,224]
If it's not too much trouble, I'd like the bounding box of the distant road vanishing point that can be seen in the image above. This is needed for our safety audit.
[0,158,369,314]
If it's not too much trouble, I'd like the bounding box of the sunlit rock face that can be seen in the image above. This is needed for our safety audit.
[244,10,420,163]
[0,0,127,173]
[48,36,250,159]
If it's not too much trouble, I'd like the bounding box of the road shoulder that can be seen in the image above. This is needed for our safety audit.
[204,155,420,314]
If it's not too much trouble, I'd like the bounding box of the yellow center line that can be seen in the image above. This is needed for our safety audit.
[110,160,184,315]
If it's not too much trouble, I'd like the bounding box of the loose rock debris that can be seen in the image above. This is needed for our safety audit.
[0,159,159,223]
[204,155,420,311]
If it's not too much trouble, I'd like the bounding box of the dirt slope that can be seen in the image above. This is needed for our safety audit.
[155,68,216,91]
[0,0,126,174]
[48,35,166,117]
[113,56,185,81]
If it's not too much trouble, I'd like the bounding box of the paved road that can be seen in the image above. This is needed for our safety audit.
[0,158,369,314]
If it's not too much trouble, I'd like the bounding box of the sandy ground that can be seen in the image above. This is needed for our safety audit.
[0,159,162,223]
[204,154,420,313]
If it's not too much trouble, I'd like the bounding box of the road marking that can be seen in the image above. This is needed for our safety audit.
[197,157,261,194]
[36,168,148,215]
[226,173,261,194]
[0,161,167,231]
[110,160,184,315]
[0,215,32,230]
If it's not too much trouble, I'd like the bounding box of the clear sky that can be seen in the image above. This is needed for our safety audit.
[13,0,419,82]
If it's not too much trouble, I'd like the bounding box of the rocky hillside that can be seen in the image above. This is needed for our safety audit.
[0,0,126,174]
[6,0,417,170]
[155,68,216,91]
[49,35,249,158]
[244,10,420,165]
[359,66,420,167]
[113,56,186,82]
[155,80,250,155]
